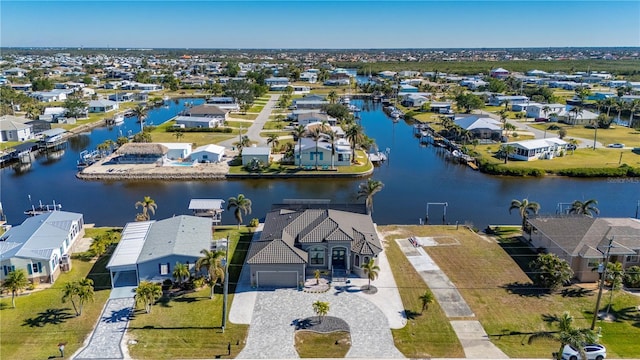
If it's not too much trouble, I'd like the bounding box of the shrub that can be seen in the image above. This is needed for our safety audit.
[249,218,259,227]
[624,266,640,288]
[192,276,207,289]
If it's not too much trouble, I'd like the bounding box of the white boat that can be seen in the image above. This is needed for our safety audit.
[113,114,124,124]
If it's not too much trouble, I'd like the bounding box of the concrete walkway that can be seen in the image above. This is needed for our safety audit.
[396,238,508,359]
[73,288,136,360]
[220,94,280,148]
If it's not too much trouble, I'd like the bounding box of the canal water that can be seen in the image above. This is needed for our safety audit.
[1,98,638,228]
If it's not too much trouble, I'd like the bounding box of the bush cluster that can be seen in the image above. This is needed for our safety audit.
[478,161,545,177]
[556,165,640,177]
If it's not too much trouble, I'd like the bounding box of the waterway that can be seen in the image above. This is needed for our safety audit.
[1,98,638,228]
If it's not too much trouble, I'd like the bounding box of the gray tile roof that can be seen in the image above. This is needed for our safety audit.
[247,207,382,265]
[136,216,211,263]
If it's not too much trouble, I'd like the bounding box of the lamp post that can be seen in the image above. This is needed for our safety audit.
[591,236,614,330]
[221,234,230,333]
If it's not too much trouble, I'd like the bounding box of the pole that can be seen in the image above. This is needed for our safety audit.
[591,237,614,330]
[222,234,230,332]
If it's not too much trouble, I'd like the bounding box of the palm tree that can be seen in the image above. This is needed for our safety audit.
[570,106,583,126]
[135,196,157,221]
[173,130,184,141]
[234,135,251,155]
[528,311,597,360]
[590,118,600,150]
[605,261,624,316]
[327,90,338,104]
[314,269,321,285]
[501,99,511,111]
[629,99,640,128]
[132,104,148,132]
[542,105,551,118]
[291,125,306,167]
[357,179,384,215]
[227,194,252,229]
[61,278,94,316]
[312,300,330,323]
[196,249,226,299]
[172,262,190,285]
[509,198,540,230]
[569,199,599,217]
[418,290,434,314]
[3,269,28,308]
[135,281,163,314]
[310,127,323,170]
[325,129,338,169]
[266,133,280,150]
[361,258,380,290]
[346,124,363,163]
[500,144,515,164]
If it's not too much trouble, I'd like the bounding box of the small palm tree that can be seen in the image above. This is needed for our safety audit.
[196,249,226,299]
[361,258,380,290]
[312,300,330,323]
[500,144,515,164]
[61,278,94,316]
[509,198,540,230]
[266,133,280,150]
[314,269,321,285]
[135,196,157,221]
[327,91,338,104]
[357,179,384,215]
[346,124,363,163]
[172,262,190,285]
[227,194,252,229]
[569,199,599,217]
[173,130,184,141]
[418,290,435,314]
[3,269,28,308]
[135,281,163,314]
[528,311,597,360]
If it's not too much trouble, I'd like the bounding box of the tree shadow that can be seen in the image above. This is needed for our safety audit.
[403,309,420,320]
[22,308,74,327]
[102,307,133,323]
[561,287,593,298]
[0,302,10,310]
[172,296,201,304]
[600,305,640,326]
[541,313,561,325]
[502,282,550,298]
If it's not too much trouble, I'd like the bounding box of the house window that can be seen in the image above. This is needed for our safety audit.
[363,256,370,265]
[626,250,640,263]
[338,154,344,162]
[587,259,601,269]
[309,247,325,265]
[160,263,169,275]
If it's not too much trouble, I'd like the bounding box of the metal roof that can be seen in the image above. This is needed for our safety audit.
[136,216,211,263]
[106,221,154,269]
[189,199,225,210]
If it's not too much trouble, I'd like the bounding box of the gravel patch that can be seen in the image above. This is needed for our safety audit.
[294,316,350,333]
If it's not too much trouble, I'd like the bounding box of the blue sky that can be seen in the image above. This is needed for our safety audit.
[1,1,639,48]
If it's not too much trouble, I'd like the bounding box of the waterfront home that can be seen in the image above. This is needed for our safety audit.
[401,94,429,108]
[26,119,52,134]
[454,115,502,140]
[39,128,67,147]
[488,95,530,107]
[295,111,337,126]
[507,138,568,161]
[526,103,565,119]
[246,203,382,287]
[242,146,271,166]
[174,115,223,129]
[113,143,168,164]
[559,107,598,126]
[0,211,84,285]
[0,115,33,142]
[106,216,211,287]
[185,104,229,121]
[89,99,119,113]
[490,67,510,79]
[29,90,70,103]
[108,92,135,102]
[206,96,240,111]
[293,95,329,110]
[527,216,640,282]
[295,137,351,168]
[190,144,226,163]
[300,72,318,83]
[157,143,192,160]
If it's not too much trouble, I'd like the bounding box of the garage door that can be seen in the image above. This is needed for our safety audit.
[257,271,298,288]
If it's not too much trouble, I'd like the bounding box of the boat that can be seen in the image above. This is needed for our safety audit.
[24,200,62,216]
[113,114,124,124]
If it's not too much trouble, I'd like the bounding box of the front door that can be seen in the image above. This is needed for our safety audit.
[332,248,346,269]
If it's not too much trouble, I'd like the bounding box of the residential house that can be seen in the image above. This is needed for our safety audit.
[560,107,598,126]
[113,143,168,164]
[507,138,568,161]
[242,146,271,166]
[293,95,329,110]
[490,67,510,79]
[527,216,640,282]
[0,211,85,284]
[401,94,429,108]
[299,72,318,83]
[454,115,502,140]
[3,67,28,77]
[157,143,192,160]
[174,115,223,129]
[29,90,70,103]
[190,144,226,163]
[106,216,211,287]
[185,104,229,121]
[295,136,351,168]
[429,102,453,113]
[206,97,240,111]
[460,79,488,90]
[246,203,382,287]
[397,84,418,93]
[488,95,530,107]
[108,92,135,102]
[26,119,52,134]
[265,77,290,87]
[0,115,33,142]
[89,99,119,113]
[295,112,337,126]
[10,84,32,92]
[526,103,566,119]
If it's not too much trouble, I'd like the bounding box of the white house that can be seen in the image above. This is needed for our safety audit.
[3,67,28,77]
[526,103,566,119]
[454,115,502,139]
[158,143,192,160]
[508,138,568,161]
[401,94,429,108]
[190,144,226,163]
[0,115,33,142]
[295,137,351,167]
[296,112,337,126]
[89,99,119,113]
[488,95,530,107]
[174,115,223,129]
[300,72,318,83]
[206,97,240,111]
[0,211,84,284]
[490,68,510,79]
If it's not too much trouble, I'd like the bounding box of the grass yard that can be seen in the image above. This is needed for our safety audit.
[528,122,640,147]
[126,227,253,359]
[295,331,351,358]
[231,113,259,120]
[0,256,111,359]
[387,225,640,358]
[227,150,372,175]
[379,226,464,358]
[262,120,287,130]
[248,104,264,113]
[226,120,253,129]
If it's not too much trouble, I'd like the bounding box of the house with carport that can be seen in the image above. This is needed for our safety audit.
[246,203,382,288]
[0,211,84,285]
[527,216,640,282]
[106,216,212,287]
[507,138,568,161]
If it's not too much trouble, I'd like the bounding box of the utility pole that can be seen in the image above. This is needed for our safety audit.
[221,234,230,333]
[591,236,614,330]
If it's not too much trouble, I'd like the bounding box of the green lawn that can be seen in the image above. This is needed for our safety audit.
[126,227,253,359]
[231,113,259,120]
[148,121,237,147]
[295,331,351,358]
[527,122,640,147]
[248,104,264,113]
[227,150,373,175]
[262,120,287,130]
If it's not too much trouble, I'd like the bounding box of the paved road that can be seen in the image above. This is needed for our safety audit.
[220,94,281,148]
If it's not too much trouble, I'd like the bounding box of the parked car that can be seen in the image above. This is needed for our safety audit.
[567,144,577,151]
[535,117,549,122]
[607,143,625,148]
[562,344,606,360]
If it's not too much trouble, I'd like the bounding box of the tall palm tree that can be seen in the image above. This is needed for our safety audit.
[327,90,338,104]
[419,290,434,314]
[357,179,384,215]
[629,99,640,128]
[234,135,251,156]
[172,262,190,285]
[3,269,28,308]
[310,127,323,170]
[542,105,551,118]
[509,198,540,229]
[346,124,363,163]
[361,258,380,290]
[569,199,599,217]
[528,311,597,360]
[605,261,624,316]
[604,97,616,118]
[196,249,226,299]
[570,106,583,126]
[325,129,338,169]
[266,133,280,150]
[135,196,157,221]
[291,125,306,167]
[227,194,252,228]
[312,300,330,323]
[132,104,148,132]
[135,281,163,314]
